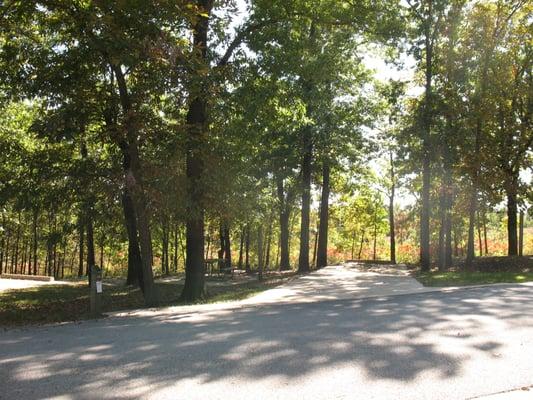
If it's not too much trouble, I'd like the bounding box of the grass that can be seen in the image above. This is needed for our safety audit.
[0,274,289,327]
[415,271,533,287]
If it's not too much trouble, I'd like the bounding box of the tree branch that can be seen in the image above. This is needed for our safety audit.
[217,19,273,67]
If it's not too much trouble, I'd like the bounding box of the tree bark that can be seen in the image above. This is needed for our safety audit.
[223,224,231,271]
[419,0,434,272]
[519,210,524,256]
[78,218,85,277]
[317,160,330,268]
[466,189,477,268]
[312,224,318,267]
[238,226,244,269]
[477,211,483,257]
[257,225,264,281]
[32,211,38,275]
[217,223,225,271]
[506,188,518,256]
[179,2,211,301]
[372,210,378,261]
[112,64,156,304]
[265,222,272,270]
[245,225,251,273]
[358,230,366,260]
[483,210,488,255]
[173,224,179,271]
[13,213,21,274]
[388,151,396,264]
[277,177,291,271]
[123,190,143,287]
[298,124,313,273]
[86,215,95,285]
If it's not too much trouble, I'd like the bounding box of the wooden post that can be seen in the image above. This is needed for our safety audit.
[90,265,103,317]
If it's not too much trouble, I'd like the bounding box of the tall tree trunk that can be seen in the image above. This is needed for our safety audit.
[217,223,225,271]
[100,236,105,270]
[21,239,27,275]
[86,216,95,285]
[173,224,179,271]
[265,220,272,270]
[61,239,66,279]
[519,209,524,256]
[358,230,366,260]
[161,220,169,275]
[32,211,38,275]
[466,190,477,268]
[275,239,280,269]
[389,151,396,264]
[179,1,215,301]
[224,224,231,271]
[477,211,483,257]
[0,214,5,275]
[312,224,318,267]
[444,200,453,268]
[123,190,143,287]
[112,64,156,304]
[351,231,356,260]
[506,188,518,256]
[78,218,85,277]
[438,185,447,271]
[372,214,378,261]
[419,1,434,272]
[317,160,330,268]
[4,232,10,274]
[205,225,211,260]
[13,213,21,274]
[298,124,313,274]
[277,178,291,271]
[238,226,244,269]
[245,225,251,273]
[257,225,264,281]
[483,210,488,255]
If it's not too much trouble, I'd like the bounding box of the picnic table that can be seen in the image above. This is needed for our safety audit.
[204,258,234,277]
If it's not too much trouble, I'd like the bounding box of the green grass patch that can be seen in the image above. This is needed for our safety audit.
[0,275,287,327]
[415,271,533,287]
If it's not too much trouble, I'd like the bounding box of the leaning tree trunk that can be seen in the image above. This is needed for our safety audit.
[316,159,330,269]
[358,230,366,260]
[112,64,156,305]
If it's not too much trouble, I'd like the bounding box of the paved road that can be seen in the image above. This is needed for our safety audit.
[1,265,532,400]
[244,262,440,304]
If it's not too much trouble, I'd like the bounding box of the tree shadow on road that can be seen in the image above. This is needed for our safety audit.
[0,285,531,399]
